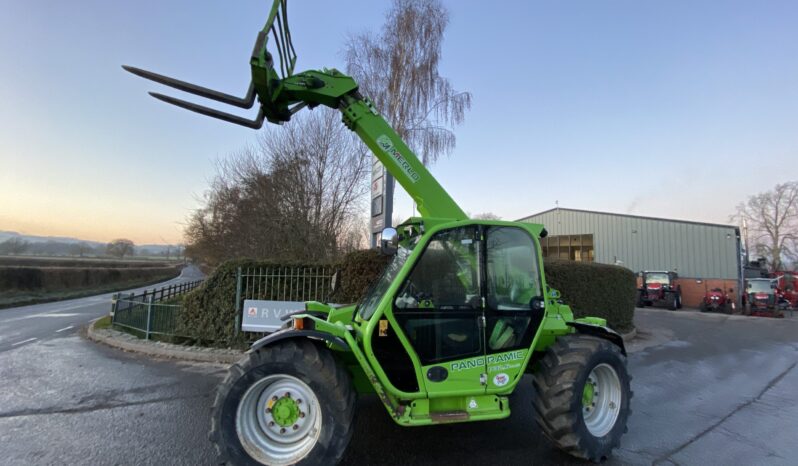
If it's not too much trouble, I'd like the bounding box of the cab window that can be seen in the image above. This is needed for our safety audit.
[395,227,480,311]
[486,227,541,310]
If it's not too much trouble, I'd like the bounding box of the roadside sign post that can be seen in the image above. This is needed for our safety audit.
[370,156,393,248]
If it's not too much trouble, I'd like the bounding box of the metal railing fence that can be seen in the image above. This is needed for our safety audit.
[111,279,203,339]
[234,266,336,332]
[236,265,336,303]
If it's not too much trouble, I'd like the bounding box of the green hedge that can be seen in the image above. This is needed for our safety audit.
[0,266,180,292]
[330,250,391,304]
[182,251,635,346]
[179,259,336,347]
[543,259,636,333]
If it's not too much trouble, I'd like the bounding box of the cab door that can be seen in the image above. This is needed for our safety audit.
[483,226,545,391]
[391,226,486,396]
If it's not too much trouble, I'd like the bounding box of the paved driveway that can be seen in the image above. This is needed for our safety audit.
[1,306,796,465]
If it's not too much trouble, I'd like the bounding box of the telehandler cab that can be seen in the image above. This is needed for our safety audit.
[125,2,631,464]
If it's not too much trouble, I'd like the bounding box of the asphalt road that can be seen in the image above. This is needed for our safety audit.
[0,265,204,353]
[1,303,796,465]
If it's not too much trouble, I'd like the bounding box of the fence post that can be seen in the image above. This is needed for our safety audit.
[145,295,153,340]
[234,267,242,336]
[111,293,118,323]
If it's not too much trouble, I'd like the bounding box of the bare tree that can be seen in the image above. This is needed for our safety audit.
[107,239,135,259]
[733,181,798,271]
[344,0,471,166]
[0,237,29,255]
[185,109,370,265]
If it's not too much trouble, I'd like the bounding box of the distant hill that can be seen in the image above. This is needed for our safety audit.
[0,230,104,246]
[0,231,179,256]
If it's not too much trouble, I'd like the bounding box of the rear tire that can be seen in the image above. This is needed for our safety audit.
[210,339,355,466]
[668,293,678,311]
[532,335,632,463]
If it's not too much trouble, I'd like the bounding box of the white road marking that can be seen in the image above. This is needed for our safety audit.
[56,326,74,333]
[11,337,38,346]
[3,312,84,323]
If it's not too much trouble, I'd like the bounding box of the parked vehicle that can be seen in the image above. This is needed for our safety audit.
[772,271,797,309]
[637,271,682,310]
[744,278,784,318]
[700,288,734,314]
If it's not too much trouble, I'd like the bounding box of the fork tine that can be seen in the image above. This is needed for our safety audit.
[123,65,256,109]
[149,92,264,129]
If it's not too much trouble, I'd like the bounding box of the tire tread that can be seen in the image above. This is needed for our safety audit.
[531,334,631,463]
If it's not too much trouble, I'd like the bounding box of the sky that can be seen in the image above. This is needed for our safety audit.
[1,0,796,245]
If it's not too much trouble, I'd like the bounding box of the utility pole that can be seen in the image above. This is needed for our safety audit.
[742,218,749,265]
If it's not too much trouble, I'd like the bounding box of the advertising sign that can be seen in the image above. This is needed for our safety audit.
[241,299,305,332]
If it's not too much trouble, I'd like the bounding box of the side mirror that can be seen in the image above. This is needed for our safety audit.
[530,296,546,311]
[380,227,399,255]
[548,288,562,300]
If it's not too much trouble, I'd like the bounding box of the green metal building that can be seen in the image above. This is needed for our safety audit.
[519,208,743,307]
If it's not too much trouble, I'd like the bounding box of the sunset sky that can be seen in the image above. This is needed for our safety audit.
[1,0,797,244]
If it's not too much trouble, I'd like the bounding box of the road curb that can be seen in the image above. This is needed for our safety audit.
[86,318,243,364]
[87,317,639,364]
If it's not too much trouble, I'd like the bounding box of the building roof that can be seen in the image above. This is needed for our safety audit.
[518,207,739,231]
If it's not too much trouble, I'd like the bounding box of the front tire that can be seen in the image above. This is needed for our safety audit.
[532,335,632,463]
[210,339,355,466]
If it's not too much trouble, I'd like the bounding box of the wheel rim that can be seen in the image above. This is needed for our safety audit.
[581,363,622,438]
[236,374,322,466]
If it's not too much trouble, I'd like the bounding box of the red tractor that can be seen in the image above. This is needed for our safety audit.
[743,278,785,318]
[637,271,682,310]
[699,287,734,314]
[772,271,798,309]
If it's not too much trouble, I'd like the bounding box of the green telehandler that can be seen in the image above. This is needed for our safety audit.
[125,2,632,464]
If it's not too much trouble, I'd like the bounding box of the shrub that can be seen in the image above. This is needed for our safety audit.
[330,250,391,303]
[543,259,636,333]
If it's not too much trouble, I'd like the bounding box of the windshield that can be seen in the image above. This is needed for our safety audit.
[747,280,773,293]
[645,272,669,285]
[358,245,413,320]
